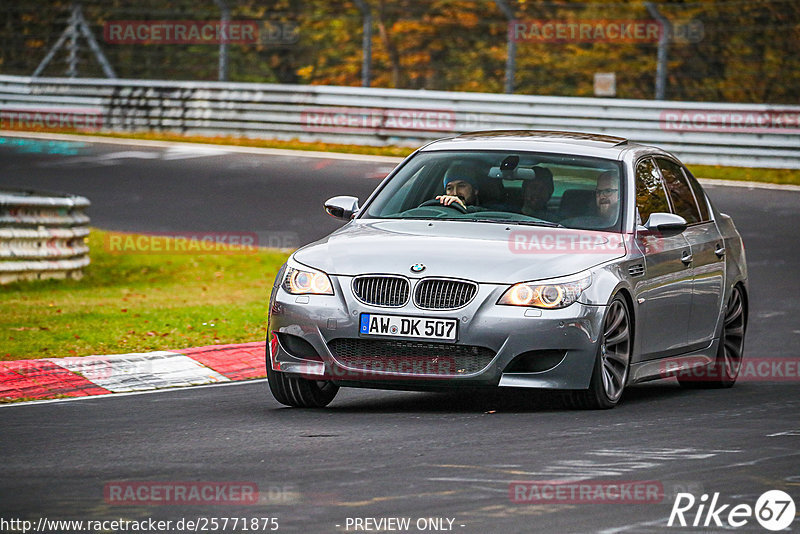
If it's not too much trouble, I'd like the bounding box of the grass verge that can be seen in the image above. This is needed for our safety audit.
[687,164,800,186]
[0,229,289,361]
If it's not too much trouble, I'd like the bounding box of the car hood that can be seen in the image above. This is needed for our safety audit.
[293,220,626,284]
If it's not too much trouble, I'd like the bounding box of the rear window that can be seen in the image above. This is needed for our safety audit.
[682,167,712,222]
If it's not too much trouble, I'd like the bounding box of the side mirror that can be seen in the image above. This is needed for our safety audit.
[643,212,688,236]
[324,196,360,221]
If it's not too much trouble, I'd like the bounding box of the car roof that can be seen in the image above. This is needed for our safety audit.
[419,130,642,160]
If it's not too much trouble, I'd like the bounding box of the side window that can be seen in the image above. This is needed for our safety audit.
[657,158,701,224]
[635,158,670,225]
[682,168,711,222]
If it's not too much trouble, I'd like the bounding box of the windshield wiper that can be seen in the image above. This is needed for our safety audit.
[515,220,564,228]
[383,216,444,221]
[456,217,565,228]
[469,218,516,224]
[489,219,565,228]
[382,216,564,228]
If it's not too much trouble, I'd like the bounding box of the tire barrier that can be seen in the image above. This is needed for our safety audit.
[0,190,90,284]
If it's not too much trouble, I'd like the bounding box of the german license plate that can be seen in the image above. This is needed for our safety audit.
[359,313,457,341]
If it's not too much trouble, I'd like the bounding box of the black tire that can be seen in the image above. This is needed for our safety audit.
[267,365,339,408]
[566,296,632,410]
[679,285,746,389]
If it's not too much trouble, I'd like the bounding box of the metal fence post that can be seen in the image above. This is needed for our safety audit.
[495,0,517,94]
[214,0,230,82]
[646,2,671,101]
[353,0,372,88]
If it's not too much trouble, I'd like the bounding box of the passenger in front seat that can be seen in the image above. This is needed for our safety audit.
[520,166,554,220]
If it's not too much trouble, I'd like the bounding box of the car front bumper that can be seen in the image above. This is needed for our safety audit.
[268,275,607,391]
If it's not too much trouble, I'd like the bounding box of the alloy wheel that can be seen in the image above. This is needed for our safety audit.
[600,299,631,402]
[720,286,746,380]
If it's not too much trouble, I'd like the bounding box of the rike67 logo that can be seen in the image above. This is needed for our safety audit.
[668,490,795,531]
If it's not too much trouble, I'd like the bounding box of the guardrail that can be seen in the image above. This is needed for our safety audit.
[0,190,90,284]
[1,74,799,169]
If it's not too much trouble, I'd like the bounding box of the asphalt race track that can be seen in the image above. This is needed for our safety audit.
[0,137,396,247]
[1,136,799,533]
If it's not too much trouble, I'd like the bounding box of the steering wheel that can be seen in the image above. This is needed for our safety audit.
[418,198,468,213]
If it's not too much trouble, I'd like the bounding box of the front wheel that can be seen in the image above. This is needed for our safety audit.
[267,365,339,408]
[567,296,632,409]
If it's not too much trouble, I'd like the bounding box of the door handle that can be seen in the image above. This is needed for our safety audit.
[715,245,726,258]
[681,251,693,265]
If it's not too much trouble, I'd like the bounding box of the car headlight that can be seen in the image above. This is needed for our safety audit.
[498,272,592,309]
[282,260,333,295]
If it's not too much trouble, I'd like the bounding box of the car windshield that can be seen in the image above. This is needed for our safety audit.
[362,150,624,231]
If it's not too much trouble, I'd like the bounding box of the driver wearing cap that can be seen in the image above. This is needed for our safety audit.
[436,164,483,211]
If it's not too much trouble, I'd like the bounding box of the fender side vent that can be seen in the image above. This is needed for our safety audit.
[628,264,645,277]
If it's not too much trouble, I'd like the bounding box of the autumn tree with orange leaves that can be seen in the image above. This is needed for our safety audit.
[2,0,798,103]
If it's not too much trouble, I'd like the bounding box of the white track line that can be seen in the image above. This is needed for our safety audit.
[0,130,405,164]
[4,130,799,190]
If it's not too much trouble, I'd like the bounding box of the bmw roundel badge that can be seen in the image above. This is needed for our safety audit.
[410,263,426,273]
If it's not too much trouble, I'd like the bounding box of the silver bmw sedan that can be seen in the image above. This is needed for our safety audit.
[266,130,748,409]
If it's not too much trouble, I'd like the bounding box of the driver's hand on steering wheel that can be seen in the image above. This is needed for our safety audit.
[435,195,466,209]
